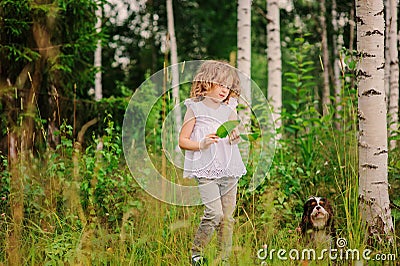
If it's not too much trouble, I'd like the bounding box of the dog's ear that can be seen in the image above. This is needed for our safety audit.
[324,199,334,220]
[299,201,311,234]
[324,199,333,213]
[325,199,336,237]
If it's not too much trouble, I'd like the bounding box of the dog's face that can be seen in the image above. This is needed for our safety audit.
[302,196,333,230]
[299,196,336,245]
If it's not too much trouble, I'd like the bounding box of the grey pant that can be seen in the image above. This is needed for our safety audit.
[191,177,238,260]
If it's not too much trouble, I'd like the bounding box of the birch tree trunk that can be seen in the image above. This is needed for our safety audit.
[356,0,394,242]
[349,4,356,90]
[384,0,390,108]
[388,0,399,150]
[349,5,355,53]
[166,0,182,158]
[332,0,344,130]
[237,0,252,132]
[267,0,282,139]
[94,4,102,101]
[320,0,331,116]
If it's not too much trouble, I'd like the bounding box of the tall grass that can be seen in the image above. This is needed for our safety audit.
[1,54,399,265]
[0,114,398,265]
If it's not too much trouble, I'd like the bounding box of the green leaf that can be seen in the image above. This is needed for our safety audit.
[216,120,240,138]
[348,61,357,70]
[239,133,260,141]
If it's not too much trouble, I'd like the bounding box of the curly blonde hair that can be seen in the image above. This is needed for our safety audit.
[190,60,241,101]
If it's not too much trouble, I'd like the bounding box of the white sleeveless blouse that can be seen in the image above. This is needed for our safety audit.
[183,98,247,179]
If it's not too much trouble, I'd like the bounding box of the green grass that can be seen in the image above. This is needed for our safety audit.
[0,159,398,265]
[0,106,399,266]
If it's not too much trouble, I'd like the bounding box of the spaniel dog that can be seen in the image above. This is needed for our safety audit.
[299,196,336,246]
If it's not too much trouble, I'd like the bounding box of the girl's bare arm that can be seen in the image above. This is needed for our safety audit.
[179,108,218,151]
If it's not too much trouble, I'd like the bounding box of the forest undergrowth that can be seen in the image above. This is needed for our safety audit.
[0,110,398,265]
[0,45,399,265]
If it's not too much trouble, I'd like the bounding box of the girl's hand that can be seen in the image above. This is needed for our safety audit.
[199,133,219,150]
[229,128,240,145]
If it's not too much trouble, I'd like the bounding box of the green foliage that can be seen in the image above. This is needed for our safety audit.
[44,231,78,264]
[0,0,33,80]
[216,120,240,138]
[281,35,325,172]
[0,0,100,97]
[81,115,141,227]
[0,155,10,216]
[174,0,237,60]
[388,152,400,222]
[0,0,399,264]
[240,132,260,141]
[242,36,363,243]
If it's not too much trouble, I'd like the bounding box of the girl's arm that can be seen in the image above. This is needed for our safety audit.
[179,108,218,151]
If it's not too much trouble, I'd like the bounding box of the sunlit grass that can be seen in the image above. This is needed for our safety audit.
[0,91,399,266]
[0,157,398,265]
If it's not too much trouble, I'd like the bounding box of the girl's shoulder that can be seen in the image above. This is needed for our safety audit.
[184,97,198,105]
[184,97,239,115]
[226,97,238,108]
[184,98,202,115]
[184,98,201,109]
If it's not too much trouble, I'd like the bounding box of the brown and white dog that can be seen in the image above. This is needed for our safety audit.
[298,196,336,246]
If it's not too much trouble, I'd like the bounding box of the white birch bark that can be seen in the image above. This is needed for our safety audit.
[166,0,182,160]
[356,0,394,240]
[332,0,344,130]
[320,0,331,116]
[388,0,399,150]
[94,4,102,101]
[267,0,282,139]
[349,6,355,53]
[237,0,252,129]
[384,0,390,108]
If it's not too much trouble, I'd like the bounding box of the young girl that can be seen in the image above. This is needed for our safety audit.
[179,61,247,265]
